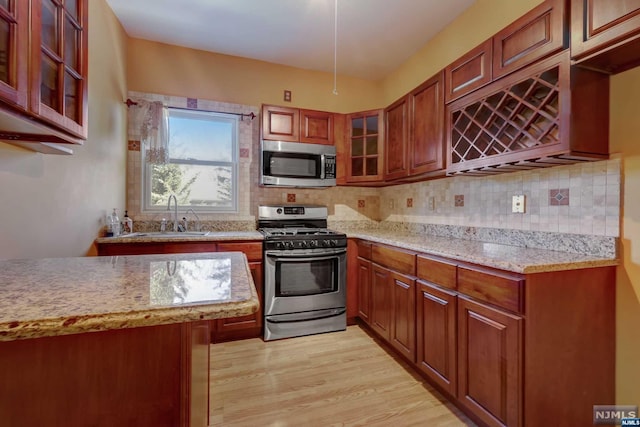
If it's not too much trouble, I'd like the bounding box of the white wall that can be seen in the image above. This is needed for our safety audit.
[0,0,127,259]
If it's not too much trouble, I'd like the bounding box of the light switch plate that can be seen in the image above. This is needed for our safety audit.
[512,195,525,213]
[427,197,435,211]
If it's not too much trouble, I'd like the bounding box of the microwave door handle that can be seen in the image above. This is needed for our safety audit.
[320,154,326,179]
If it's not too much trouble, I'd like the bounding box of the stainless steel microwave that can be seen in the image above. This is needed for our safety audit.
[260,140,337,187]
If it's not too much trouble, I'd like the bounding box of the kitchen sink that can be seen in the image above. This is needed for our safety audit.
[119,231,211,238]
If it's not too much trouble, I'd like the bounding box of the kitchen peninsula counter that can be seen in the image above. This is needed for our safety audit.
[0,252,258,427]
[342,228,618,273]
[0,252,259,341]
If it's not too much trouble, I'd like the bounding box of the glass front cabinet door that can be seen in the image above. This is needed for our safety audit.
[346,109,384,183]
[30,0,88,138]
[0,0,28,110]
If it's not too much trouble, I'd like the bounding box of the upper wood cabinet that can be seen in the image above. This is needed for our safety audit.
[445,39,493,103]
[571,0,640,73]
[0,1,28,110]
[383,96,409,181]
[408,71,445,176]
[300,109,333,145]
[445,0,567,103]
[345,109,384,183]
[446,50,609,176]
[493,0,566,79]
[30,0,89,139]
[261,104,299,142]
[384,71,446,181]
[0,0,88,150]
[261,104,334,145]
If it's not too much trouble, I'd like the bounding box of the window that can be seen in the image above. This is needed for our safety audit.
[143,108,238,212]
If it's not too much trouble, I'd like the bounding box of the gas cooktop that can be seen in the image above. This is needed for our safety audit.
[260,228,343,238]
[258,205,346,250]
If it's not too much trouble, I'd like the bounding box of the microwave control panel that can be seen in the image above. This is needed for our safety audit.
[325,156,336,178]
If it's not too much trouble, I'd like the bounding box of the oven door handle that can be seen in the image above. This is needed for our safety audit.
[266,308,346,324]
[265,249,346,260]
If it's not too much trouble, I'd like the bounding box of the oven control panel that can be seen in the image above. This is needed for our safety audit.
[258,205,328,221]
[280,206,304,215]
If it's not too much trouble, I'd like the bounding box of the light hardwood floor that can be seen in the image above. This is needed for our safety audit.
[210,325,476,426]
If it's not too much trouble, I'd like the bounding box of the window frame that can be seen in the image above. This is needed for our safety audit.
[142,108,239,214]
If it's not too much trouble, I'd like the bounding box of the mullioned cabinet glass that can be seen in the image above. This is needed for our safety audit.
[346,109,384,183]
[0,1,28,109]
[31,0,88,138]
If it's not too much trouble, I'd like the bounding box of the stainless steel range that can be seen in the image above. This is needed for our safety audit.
[259,205,347,341]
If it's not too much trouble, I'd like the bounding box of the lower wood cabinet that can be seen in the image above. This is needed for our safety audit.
[214,260,263,341]
[370,263,392,341]
[389,270,416,362]
[356,256,372,324]
[210,241,263,343]
[352,238,615,427]
[366,242,418,363]
[416,280,457,397]
[370,263,417,362]
[457,296,522,427]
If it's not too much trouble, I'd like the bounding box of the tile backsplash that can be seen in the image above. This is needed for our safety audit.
[125,92,620,238]
[379,159,621,237]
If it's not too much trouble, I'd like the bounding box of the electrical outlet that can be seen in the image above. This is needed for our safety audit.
[428,197,435,211]
[389,199,394,209]
[512,195,525,213]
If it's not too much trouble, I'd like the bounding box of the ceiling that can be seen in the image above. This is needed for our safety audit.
[105,0,476,81]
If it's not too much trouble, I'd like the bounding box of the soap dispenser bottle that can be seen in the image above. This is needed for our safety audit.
[123,210,133,234]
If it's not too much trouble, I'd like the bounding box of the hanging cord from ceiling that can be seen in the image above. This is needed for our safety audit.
[124,98,256,121]
[333,0,338,95]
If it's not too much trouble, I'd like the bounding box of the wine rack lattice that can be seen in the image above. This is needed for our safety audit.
[450,66,560,165]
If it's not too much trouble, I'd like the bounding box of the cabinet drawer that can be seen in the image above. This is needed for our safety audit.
[357,240,372,259]
[164,242,217,254]
[444,39,492,103]
[217,242,263,261]
[458,265,524,313]
[372,244,416,276]
[416,255,457,289]
[493,0,566,79]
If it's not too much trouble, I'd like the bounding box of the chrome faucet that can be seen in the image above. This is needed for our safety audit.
[184,208,201,232]
[167,194,178,232]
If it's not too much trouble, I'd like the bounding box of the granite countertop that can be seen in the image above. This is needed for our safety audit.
[343,229,618,274]
[94,225,618,273]
[0,252,259,342]
[95,230,263,244]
